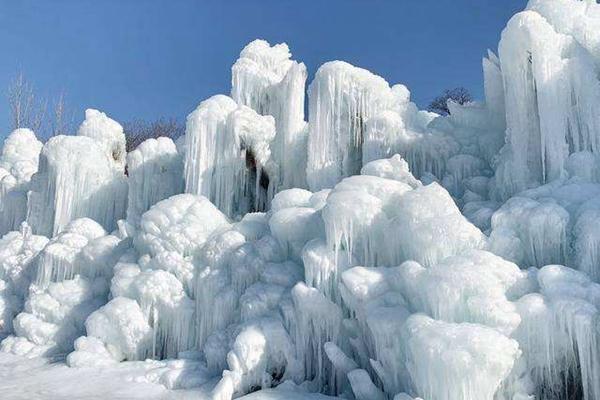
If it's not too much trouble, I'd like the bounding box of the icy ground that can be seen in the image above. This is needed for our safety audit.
[2,0,600,399]
[0,353,336,399]
[0,353,209,400]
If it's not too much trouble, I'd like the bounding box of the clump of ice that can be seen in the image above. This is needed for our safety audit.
[134,193,230,257]
[77,109,127,171]
[402,314,521,400]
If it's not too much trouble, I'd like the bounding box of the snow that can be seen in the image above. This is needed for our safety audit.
[0,352,214,399]
[3,1,600,399]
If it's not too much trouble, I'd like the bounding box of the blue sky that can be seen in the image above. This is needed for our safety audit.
[0,0,527,138]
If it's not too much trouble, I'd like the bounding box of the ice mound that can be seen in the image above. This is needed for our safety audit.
[402,314,520,400]
[134,193,230,257]
[394,250,531,336]
[360,154,421,188]
[1,218,125,358]
[108,194,230,360]
[487,178,600,281]
[488,196,570,267]
[0,129,43,235]
[67,297,152,366]
[77,109,127,171]
[322,173,485,269]
[1,276,108,358]
[335,249,530,399]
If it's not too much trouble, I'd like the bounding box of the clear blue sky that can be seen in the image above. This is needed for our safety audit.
[0,0,527,138]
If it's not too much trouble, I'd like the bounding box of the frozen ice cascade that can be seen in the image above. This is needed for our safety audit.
[2,1,600,399]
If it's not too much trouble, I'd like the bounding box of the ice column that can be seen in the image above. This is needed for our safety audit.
[232,39,308,189]
[0,129,43,235]
[126,137,184,225]
[306,61,395,191]
[26,134,127,238]
[494,10,600,198]
[184,95,277,217]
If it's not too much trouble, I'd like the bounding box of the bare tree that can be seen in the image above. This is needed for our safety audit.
[123,117,185,152]
[427,87,472,116]
[51,92,74,137]
[6,72,74,139]
[7,72,47,132]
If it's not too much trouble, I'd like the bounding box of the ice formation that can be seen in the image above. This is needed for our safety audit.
[125,137,184,225]
[184,96,278,217]
[0,218,125,358]
[0,225,48,335]
[0,129,42,235]
[26,109,128,237]
[2,1,600,399]
[232,39,308,190]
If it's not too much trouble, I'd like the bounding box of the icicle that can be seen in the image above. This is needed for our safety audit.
[291,282,342,390]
